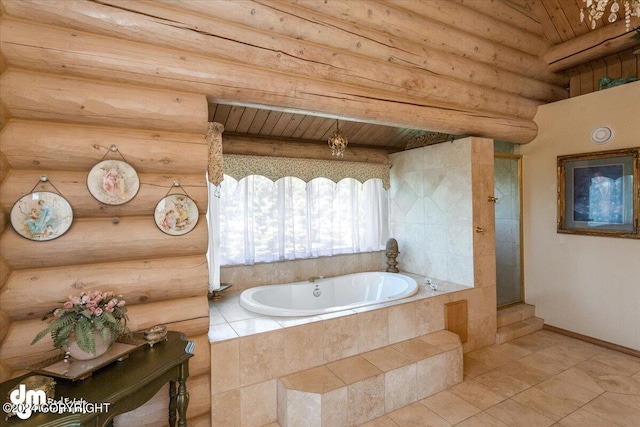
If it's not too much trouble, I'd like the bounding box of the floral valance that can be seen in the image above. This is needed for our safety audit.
[223,155,391,189]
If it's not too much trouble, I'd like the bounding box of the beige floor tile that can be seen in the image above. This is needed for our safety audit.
[602,391,640,411]
[532,345,591,370]
[518,352,572,375]
[475,369,531,397]
[463,355,494,379]
[496,360,550,386]
[465,343,529,369]
[553,367,605,394]
[582,395,640,427]
[357,415,400,427]
[387,402,451,427]
[535,378,600,407]
[573,358,622,377]
[508,331,564,353]
[592,374,640,394]
[593,350,640,375]
[449,379,507,410]
[512,387,579,421]
[455,412,509,427]
[485,399,555,427]
[555,408,619,427]
[419,390,481,424]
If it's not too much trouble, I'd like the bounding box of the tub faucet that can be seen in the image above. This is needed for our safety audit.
[308,275,323,283]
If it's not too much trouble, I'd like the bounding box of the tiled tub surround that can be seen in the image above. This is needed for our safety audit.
[209,275,496,427]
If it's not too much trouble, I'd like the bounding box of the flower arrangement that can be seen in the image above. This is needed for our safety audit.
[31,291,129,356]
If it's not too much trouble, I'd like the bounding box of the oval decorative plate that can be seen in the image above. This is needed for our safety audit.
[87,160,140,205]
[11,192,74,241]
[154,194,199,236]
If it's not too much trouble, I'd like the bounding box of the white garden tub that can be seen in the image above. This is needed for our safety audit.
[239,272,418,316]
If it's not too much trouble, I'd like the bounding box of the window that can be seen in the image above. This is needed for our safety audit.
[218,175,389,265]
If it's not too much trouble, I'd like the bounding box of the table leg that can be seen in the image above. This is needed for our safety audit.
[177,362,190,427]
[169,380,177,427]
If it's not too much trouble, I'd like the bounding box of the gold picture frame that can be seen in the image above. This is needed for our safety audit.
[557,147,639,239]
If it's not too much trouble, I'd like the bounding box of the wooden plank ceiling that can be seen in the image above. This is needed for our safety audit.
[210,102,449,151]
[211,0,636,151]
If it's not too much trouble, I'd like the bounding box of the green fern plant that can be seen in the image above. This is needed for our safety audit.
[31,291,129,355]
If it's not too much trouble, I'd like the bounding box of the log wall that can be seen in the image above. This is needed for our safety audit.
[0,67,211,424]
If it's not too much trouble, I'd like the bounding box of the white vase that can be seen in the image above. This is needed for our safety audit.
[65,329,113,360]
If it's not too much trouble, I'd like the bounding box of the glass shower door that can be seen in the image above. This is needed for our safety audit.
[494,154,523,307]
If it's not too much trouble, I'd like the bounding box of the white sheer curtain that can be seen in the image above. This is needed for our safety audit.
[217,175,389,265]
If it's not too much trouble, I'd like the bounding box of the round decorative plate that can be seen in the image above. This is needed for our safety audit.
[154,194,199,236]
[590,126,614,144]
[11,192,73,241]
[87,160,140,205]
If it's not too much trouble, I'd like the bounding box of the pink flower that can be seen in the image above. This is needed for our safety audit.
[107,299,117,308]
[81,295,90,304]
[87,300,97,307]
[89,306,96,314]
[69,296,81,306]
[117,300,126,307]
[63,301,73,309]
[94,307,103,316]
[106,306,114,313]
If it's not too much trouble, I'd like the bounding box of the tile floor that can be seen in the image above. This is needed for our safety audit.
[265,329,640,426]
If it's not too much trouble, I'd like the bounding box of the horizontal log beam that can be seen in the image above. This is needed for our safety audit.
[1,0,566,103]
[127,296,209,335]
[0,296,208,371]
[0,216,208,270]
[0,120,207,174]
[0,25,537,143]
[544,18,640,72]
[452,0,545,36]
[1,255,208,320]
[386,0,550,56]
[1,170,208,218]
[0,69,208,134]
[222,133,391,163]
[288,0,559,84]
[0,17,540,121]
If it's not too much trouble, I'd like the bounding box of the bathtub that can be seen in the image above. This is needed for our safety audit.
[239,272,418,316]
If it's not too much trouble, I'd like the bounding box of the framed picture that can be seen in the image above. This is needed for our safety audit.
[87,160,140,205]
[11,191,74,241]
[154,194,199,236]
[557,147,639,238]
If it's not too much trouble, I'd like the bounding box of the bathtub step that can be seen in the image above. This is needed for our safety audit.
[496,317,544,344]
[497,303,536,328]
[277,330,463,427]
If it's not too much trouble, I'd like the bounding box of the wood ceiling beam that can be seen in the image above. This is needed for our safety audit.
[544,18,640,72]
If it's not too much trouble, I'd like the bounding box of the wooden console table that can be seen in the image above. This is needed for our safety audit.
[1,331,193,427]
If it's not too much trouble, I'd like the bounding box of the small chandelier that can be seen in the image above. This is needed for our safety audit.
[328,120,348,157]
[580,0,640,31]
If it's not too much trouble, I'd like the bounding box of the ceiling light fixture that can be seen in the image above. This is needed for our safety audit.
[328,120,348,157]
[580,0,640,31]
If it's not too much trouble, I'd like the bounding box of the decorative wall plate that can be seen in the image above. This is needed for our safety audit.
[87,160,140,205]
[154,194,199,236]
[11,191,73,241]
